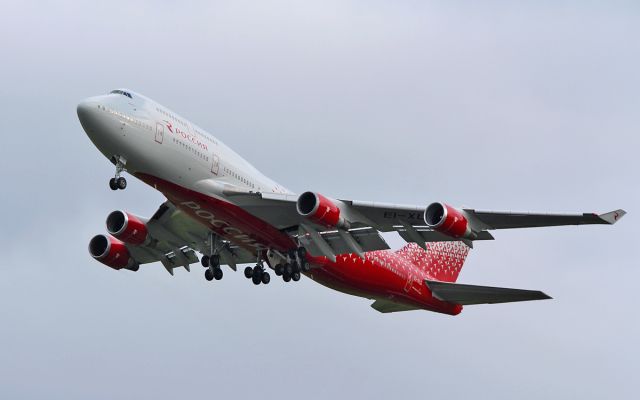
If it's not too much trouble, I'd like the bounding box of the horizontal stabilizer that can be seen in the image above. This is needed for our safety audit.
[425,280,551,305]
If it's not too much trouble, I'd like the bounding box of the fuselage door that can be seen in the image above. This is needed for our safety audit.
[155,122,164,144]
[404,274,414,293]
[211,154,220,175]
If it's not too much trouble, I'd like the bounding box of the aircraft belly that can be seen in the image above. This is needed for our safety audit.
[136,173,296,253]
[307,251,463,315]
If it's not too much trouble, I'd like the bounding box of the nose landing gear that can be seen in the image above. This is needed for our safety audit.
[109,156,128,191]
[109,177,127,190]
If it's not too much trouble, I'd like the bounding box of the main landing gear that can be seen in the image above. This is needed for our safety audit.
[109,156,127,191]
[274,248,309,283]
[200,246,308,286]
[202,254,223,282]
[244,263,271,285]
[202,233,225,283]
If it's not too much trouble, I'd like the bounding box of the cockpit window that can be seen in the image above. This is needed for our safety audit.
[110,89,132,99]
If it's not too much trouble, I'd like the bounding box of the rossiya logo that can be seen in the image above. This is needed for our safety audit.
[163,120,173,133]
[161,119,208,151]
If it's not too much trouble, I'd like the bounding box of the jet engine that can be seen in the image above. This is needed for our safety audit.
[296,191,349,229]
[88,234,133,270]
[106,210,149,245]
[424,202,476,240]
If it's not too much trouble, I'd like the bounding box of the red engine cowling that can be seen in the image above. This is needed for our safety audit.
[88,234,132,270]
[106,210,148,245]
[296,191,348,228]
[424,202,475,239]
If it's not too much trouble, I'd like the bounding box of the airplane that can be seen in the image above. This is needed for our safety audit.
[77,89,626,315]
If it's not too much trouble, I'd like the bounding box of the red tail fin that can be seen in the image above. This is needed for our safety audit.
[397,242,470,283]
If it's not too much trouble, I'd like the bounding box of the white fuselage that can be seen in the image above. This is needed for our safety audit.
[78,89,292,201]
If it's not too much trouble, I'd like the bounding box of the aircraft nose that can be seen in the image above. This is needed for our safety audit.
[77,98,97,123]
[77,96,105,134]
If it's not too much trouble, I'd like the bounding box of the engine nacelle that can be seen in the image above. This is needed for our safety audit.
[106,210,149,245]
[296,191,349,229]
[424,202,476,239]
[88,234,132,270]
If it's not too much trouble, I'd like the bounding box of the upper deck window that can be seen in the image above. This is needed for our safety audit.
[110,90,132,99]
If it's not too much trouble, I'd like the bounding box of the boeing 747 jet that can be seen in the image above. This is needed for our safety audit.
[77,89,625,315]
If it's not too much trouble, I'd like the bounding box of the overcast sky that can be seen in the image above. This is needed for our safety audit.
[0,1,638,399]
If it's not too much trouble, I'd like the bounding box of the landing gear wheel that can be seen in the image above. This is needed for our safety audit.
[213,267,223,280]
[252,266,263,279]
[210,254,220,267]
[109,178,118,190]
[284,264,293,276]
[300,259,310,272]
[252,275,262,285]
[204,269,214,281]
[283,272,291,282]
[261,272,271,284]
[116,177,127,190]
[244,266,253,279]
[275,264,283,276]
[201,255,210,268]
[292,272,301,282]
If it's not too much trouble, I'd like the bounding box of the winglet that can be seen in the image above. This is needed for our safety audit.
[598,209,627,225]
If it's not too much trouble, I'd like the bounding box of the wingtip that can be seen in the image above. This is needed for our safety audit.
[599,209,627,224]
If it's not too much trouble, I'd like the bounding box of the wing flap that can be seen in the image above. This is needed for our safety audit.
[425,280,552,305]
[298,226,389,259]
[397,228,494,247]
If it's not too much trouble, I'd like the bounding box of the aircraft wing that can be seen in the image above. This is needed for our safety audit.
[339,201,626,231]
[233,192,625,230]
[232,192,428,231]
[121,202,256,274]
[229,191,625,255]
[461,209,626,230]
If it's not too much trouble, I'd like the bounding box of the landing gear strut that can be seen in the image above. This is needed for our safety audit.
[278,247,308,283]
[109,156,127,190]
[297,247,310,272]
[202,233,223,282]
[203,255,223,281]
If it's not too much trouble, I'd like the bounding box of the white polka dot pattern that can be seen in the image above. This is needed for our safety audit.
[396,242,470,282]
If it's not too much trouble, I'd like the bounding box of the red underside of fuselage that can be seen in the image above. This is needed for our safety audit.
[136,173,297,252]
[135,173,463,315]
[306,254,462,315]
